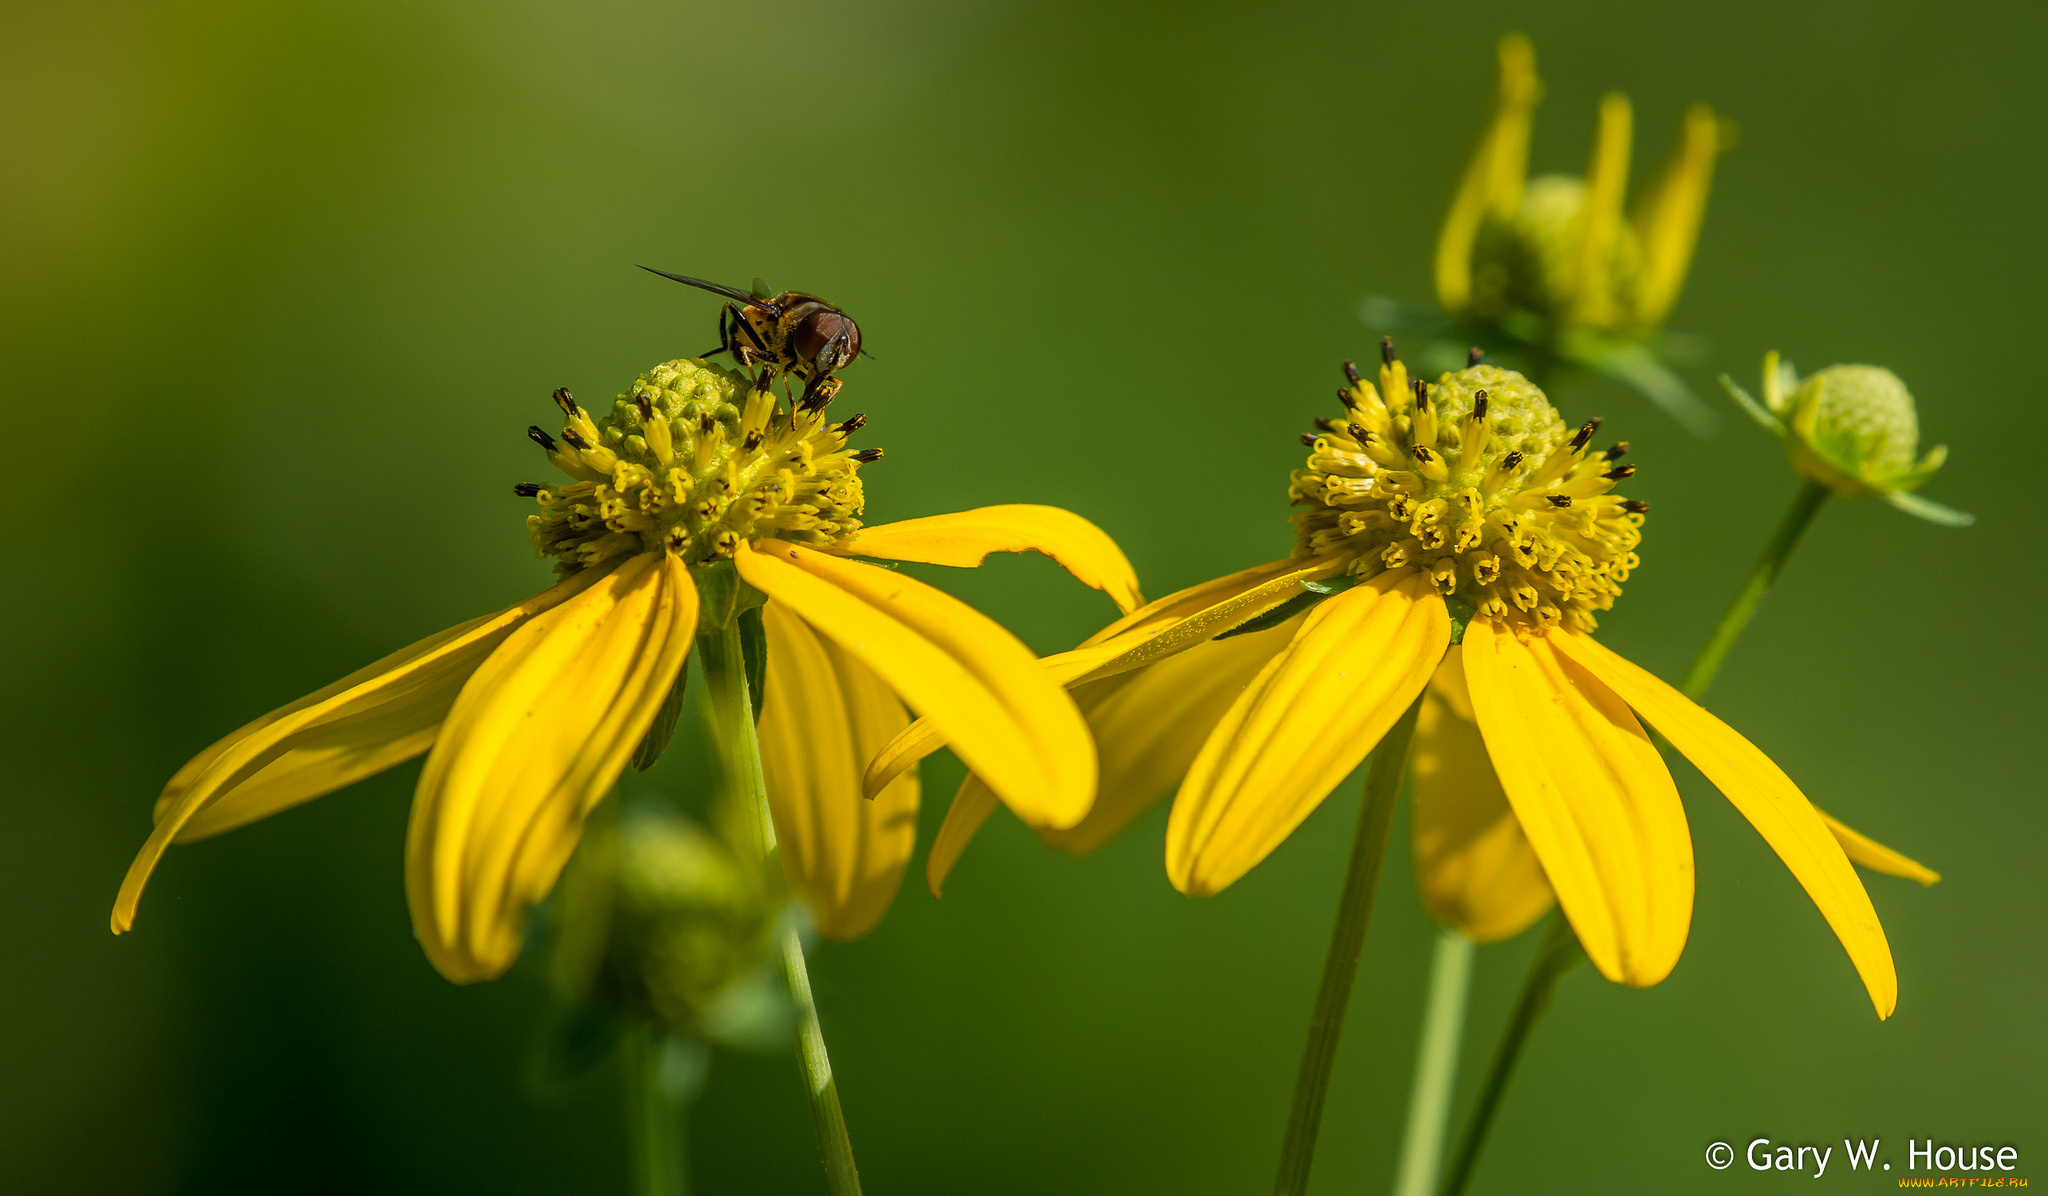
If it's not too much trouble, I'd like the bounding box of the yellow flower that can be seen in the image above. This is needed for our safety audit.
[889,348,1932,1018]
[113,359,1135,981]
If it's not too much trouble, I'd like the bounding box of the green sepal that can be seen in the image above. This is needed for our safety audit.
[630,671,689,772]
[738,604,768,724]
[1215,573,1359,641]
[1719,373,1785,436]
[1881,489,1975,528]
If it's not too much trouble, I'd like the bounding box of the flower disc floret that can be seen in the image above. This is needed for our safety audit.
[1290,353,1645,632]
[522,359,876,574]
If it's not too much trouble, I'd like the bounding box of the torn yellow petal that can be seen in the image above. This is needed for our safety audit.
[927,774,1000,897]
[1570,92,1633,329]
[1436,33,1541,312]
[1549,630,1897,1019]
[758,601,919,941]
[1461,622,1692,987]
[1410,648,1555,943]
[1817,810,1939,886]
[833,504,1143,614]
[1628,103,1726,327]
[734,540,1095,830]
[112,566,605,934]
[1041,616,1298,858]
[406,553,696,984]
[1166,571,1449,897]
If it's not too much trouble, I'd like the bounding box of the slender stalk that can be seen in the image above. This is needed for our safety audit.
[1274,696,1424,1196]
[1391,930,1475,1196]
[699,616,864,1196]
[1431,479,1836,1192]
[623,1024,688,1196]
[1679,479,1831,700]
[1438,914,1584,1196]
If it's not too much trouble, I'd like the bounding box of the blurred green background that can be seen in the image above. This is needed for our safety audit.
[5,0,2042,1191]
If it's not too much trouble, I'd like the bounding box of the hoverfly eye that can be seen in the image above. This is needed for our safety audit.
[794,310,858,369]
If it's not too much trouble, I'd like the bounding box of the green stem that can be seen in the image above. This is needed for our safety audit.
[1274,696,1423,1196]
[1438,914,1584,1196]
[623,1024,688,1196]
[698,615,864,1196]
[1679,479,1831,700]
[1391,930,1475,1196]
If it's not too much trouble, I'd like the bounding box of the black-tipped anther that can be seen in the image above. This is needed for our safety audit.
[1347,423,1373,444]
[1622,499,1650,513]
[560,428,591,451]
[1570,418,1602,451]
[1603,441,1630,461]
[1603,464,1637,480]
[1467,346,1485,368]
[1546,494,1573,508]
[1342,360,1363,385]
[699,413,716,434]
[1500,450,1524,471]
[1412,444,1436,463]
[513,482,543,497]
[1380,336,1397,366]
[1301,432,1319,447]
[1413,378,1428,406]
[527,426,559,452]
[834,413,867,434]
[552,388,579,416]
[634,395,654,423]
[1472,391,1489,421]
[852,447,883,463]
[742,429,764,450]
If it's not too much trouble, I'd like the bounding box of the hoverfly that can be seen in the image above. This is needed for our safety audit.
[639,267,862,406]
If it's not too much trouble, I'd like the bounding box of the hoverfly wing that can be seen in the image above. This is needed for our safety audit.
[750,277,773,301]
[637,266,764,308]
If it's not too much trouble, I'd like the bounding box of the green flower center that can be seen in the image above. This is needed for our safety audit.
[1291,354,1645,632]
[520,359,875,574]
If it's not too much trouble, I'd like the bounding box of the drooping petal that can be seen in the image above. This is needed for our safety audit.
[1166,570,1450,897]
[406,553,697,984]
[1817,810,1940,886]
[925,618,1300,893]
[111,567,606,934]
[1460,620,1693,987]
[1549,629,1897,1018]
[1435,33,1540,312]
[831,504,1143,614]
[927,775,1000,897]
[1628,103,1726,327]
[734,540,1095,830]
[1410,648,1555,943]
[758,601,919,940]
[860,556,1343,803]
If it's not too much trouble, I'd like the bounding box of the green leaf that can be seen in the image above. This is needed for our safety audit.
[739,604,768,724]
[630,671,689,772]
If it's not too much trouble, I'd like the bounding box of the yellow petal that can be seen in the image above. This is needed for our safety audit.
[1549,630,1897,1018]
[111,567,605,934]
[1628,103,1727,327]
[1166,571,1449,896]
[926,774,1001,897]
[1436,33,1541,312]
[758,601,919,940]
[406,554,696,984]
[1570,92,1633,329]
[1817,810,1939,886]
[1043,617,1298,858]
[1410,649,1556,943]
[860,555,1339,805]
[832,504,1144,614]
[1460,622,1692,986]
[735,540,1095,830]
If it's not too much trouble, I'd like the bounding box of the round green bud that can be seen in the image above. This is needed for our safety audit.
[1784,364,1945,497]
[1468,175,1643,330]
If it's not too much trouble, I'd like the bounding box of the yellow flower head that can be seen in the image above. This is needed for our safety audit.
[1435,34,1732,340]
[114,358,1139,980]
[1724,352,1972,526]
[893,349,1934,1018]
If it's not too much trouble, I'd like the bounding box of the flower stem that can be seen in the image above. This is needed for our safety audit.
[699,615,864,1196]
[1390,929,1475,1196]
[623,1024,688,1196]
[1679,479,1831,700]
[1273,695,1423,1196]
[1438,913,1584,1196]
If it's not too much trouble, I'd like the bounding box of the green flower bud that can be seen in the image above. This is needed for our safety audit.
[607,808,780,1029]
[1722,352,1972,526]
